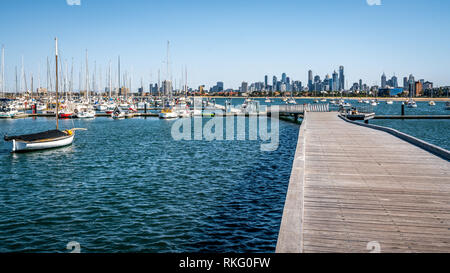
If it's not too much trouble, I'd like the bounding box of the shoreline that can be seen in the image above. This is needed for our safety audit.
[201,96,450,102]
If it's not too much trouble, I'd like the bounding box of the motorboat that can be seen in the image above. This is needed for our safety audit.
[0,105,19,118]
[407,100,418,108]
[428,101,436,106]
[386,100,394,105]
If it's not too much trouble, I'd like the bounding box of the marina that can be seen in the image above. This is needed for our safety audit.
[1,0,450,257]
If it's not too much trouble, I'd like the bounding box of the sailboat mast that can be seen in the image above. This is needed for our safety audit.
[85,49,89,103]
[1,45,4,97]
[118,56,121,98]
[109,61,112,99]
[55,38,59,130]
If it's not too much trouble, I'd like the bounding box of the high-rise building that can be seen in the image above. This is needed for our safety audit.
[339,66,345,91]
[281,73,287,84]
[391,76,398,88]
[308,70,313,91]
[381,73,387,88]
[332,71,339,91]
[359,79,363,91]
[415,81,423,97]
[403,77,408,90]
[162,80,172,96]
[408,75,416,96]
[217,82,224,92]
[241,82,248,93]
[273,76,277,91]
[264,75,268,89]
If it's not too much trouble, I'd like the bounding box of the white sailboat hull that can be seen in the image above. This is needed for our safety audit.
[11,135,74,152]
[159,112,178,119]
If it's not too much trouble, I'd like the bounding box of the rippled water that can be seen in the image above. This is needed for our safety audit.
[0,116,299,253]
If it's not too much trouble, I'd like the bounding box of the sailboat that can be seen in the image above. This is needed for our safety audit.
[4,38,85,152]
[158,41,178,120]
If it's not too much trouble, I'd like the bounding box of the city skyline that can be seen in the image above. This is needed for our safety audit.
[1,0,450,91]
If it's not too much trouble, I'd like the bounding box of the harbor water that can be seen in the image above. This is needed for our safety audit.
[0,98,449,252]
[0,116,298,253]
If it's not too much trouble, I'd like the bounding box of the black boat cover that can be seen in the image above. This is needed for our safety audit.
[4,130,68,142]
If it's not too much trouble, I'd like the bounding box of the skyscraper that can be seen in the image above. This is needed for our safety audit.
[332,71,339,91]
[241,82,248,93]
[391,76,398,88]
[381,73,387,88]
[339,66,345,91]
[264,75,268,89]
[403,77,408,90]
[281,73,287,84]
[273,76,277,91]
[308,70,313,91]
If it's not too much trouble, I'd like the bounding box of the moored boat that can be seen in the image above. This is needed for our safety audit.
[159,108,178,119]
[3,38,85,153]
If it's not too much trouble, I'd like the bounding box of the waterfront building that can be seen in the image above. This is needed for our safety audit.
[423,81,433,90]
[403,77,409,90]
[273,76,277,91]
[264,75,268,89]
[378,87,404,97]
[415,81,423,97]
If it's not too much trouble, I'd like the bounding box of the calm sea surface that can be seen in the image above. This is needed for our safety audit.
[0,98,448,253]
[0,115,298,253]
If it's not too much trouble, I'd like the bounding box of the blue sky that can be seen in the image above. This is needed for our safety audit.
[1,0,449,91]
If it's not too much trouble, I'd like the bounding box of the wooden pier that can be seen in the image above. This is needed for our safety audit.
[277,112,450,253]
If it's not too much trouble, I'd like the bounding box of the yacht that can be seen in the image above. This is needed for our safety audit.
[386,100,394,105]
[75,105,96,119]
[0,105,19,118]
[428,101,436,106]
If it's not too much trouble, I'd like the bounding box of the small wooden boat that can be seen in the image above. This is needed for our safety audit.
[4,129,75,152]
